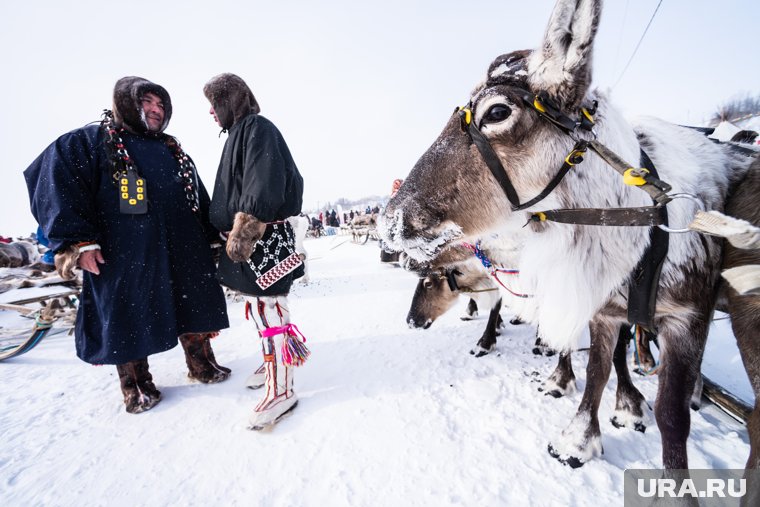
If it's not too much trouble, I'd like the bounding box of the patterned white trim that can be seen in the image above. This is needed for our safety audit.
[255,253,302,290]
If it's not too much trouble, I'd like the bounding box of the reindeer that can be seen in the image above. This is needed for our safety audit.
[379,0,757,471]
[405,239,651,404]
[721,158,760,477]
[405,244,506,357]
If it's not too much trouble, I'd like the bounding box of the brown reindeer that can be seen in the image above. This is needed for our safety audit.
[723,159,760,479]
[405,241,649,406]
[405,245,506,356]
[379,0,757,471]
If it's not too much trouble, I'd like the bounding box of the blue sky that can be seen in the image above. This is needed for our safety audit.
[1,0,758,235]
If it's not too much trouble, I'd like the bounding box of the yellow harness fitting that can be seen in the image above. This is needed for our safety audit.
[534,212,547,222]
[623,168,649,186]
[533,98,546,114]
[458,106,472,125]
[581,107,595,124]
[565,148,586,166]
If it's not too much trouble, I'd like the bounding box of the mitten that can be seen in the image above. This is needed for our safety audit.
[226,212,266,262]
[54,244,80,280]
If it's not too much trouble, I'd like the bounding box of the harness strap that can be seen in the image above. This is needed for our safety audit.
[587,140,672,205]
[531,205,667,226]
[627,149,669,332]
[465,117,521,208]
[464,115,590,212]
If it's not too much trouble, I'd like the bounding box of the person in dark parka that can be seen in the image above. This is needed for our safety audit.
[204,72,307,430]
[24,76,231,414]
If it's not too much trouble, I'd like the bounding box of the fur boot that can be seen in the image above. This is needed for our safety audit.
[247,296,300,430]
[226,212,266,262]
[116,358,161,414]
[179,333,231,384]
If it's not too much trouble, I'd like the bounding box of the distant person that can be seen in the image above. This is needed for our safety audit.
[24,76,230,414]
[391,178,404,197]
[203,72,309,430]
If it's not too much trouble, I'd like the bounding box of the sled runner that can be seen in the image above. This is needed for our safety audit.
[0,289,79,361]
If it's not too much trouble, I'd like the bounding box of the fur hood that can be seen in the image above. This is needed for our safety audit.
[203,73,260,130]
[112,76,172,135]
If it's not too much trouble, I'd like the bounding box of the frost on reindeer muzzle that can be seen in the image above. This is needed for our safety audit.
[378,208,462,262]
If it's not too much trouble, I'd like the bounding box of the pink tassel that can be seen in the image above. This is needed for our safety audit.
[261,323,311,367]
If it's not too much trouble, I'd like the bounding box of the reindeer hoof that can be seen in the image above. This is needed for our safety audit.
[469,347,489,358]
[509,317,523,325]
[544,389,564,398]
[610,414,647,433]
[547,444,585,469]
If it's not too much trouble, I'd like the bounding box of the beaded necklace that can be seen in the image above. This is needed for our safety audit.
[101,110,200,213]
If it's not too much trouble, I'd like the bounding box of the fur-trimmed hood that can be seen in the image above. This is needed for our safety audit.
[112,76,172,135]
[203,73,260,130]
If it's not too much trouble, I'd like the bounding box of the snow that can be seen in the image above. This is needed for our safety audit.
[0,236,752,506]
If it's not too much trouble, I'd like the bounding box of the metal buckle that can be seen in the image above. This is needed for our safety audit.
[657,193,704,234]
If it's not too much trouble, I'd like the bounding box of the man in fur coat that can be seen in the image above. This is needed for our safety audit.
[24,77,231,414]
[204,73,307,430]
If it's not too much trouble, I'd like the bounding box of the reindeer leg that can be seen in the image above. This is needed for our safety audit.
[610,324,649,432]
[654,318,709,470]
[470,298,502,357]
[533,333,557,356]
[540,352,576,398]
[728,288,760,476]
[461,298,478,321]
[548,318,615,468]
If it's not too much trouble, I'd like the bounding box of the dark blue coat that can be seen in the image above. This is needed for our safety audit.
[24,125,229,364]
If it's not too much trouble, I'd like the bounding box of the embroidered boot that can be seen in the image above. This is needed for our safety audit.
[248,330,298,430]
[179,333,231,384]
[247,296,308,430]
[116,358,161,414]
[245,363,266,390]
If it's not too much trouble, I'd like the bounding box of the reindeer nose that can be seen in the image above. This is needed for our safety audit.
[379,208,404,246]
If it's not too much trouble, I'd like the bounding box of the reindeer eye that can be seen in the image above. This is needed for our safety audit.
[423,279,433,289]
[482,104,511,124]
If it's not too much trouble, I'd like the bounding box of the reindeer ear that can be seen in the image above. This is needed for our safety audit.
[527,0,601,108]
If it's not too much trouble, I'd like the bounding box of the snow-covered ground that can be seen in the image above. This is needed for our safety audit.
[0,236,752,507]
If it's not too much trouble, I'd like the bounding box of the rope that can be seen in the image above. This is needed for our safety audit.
[462,242,532,298]
[612,0,665,88]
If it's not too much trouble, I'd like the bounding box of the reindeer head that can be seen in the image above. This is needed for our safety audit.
[406,268,462,329]
[379,0,602,261]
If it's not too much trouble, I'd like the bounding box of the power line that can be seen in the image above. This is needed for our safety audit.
[612,0,664,88]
